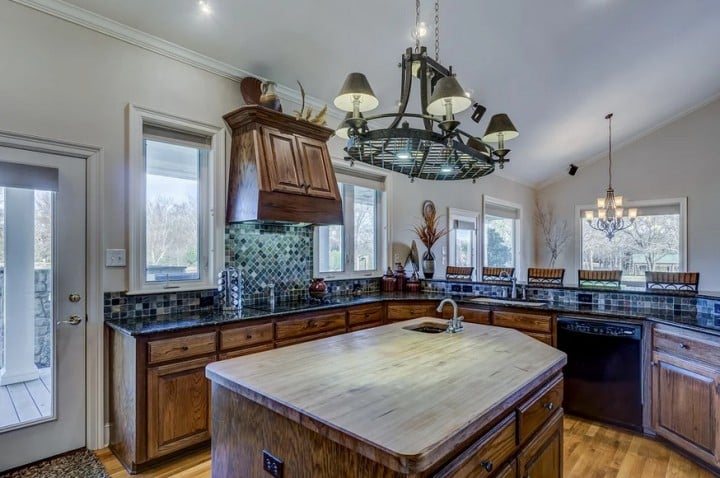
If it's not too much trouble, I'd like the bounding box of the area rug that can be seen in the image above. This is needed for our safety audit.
[0,448,109,478]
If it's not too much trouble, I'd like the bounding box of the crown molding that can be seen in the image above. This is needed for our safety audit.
[11,0,343,120]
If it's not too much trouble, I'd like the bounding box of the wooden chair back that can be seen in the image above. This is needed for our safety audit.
[527,268,565,287]
[578,270,622,289]
[481,267,515,284]
[645,272,699,293]
[446,266,474,281]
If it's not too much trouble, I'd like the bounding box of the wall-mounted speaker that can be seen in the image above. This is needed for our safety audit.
[568,164,578,176]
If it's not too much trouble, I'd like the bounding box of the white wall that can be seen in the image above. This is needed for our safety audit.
[537,97,720,291]
[386,171,536,282]
[0,1,245,292]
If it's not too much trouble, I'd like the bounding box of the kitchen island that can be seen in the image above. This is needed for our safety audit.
[205,318,567,477]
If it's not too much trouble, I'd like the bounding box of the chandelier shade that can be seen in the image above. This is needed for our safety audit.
[334,0,518,181]
[333,72,379,113]
[585,113,637,240]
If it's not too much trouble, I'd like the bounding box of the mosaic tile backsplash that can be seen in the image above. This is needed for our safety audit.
[225,222,314,304]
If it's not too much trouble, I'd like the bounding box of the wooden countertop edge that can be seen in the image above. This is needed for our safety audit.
[206,357,567,473]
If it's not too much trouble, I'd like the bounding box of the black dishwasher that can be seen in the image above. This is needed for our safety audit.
[557,316,643,431]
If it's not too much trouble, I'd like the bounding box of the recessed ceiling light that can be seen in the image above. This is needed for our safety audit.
[198,0,212,14]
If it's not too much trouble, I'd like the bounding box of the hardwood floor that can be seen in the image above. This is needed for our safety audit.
[96,416,716,477]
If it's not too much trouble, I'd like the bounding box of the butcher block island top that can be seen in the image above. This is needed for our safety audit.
[206,318,567,477]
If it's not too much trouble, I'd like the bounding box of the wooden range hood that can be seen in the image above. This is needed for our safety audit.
[223,106,343,225]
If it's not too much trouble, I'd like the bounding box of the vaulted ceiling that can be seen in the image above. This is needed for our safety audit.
[58,0,720,186]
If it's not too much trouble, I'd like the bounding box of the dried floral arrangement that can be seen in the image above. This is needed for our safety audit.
[412,200,448,251]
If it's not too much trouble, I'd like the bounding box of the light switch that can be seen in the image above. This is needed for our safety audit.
[106,249,126,267]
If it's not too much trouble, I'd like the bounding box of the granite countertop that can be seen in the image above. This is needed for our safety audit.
[105,292,720,337]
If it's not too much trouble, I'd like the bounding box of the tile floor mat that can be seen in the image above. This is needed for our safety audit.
[0,448,109,478]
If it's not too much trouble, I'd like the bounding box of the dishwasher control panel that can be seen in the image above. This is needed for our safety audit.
[558,318,641,340]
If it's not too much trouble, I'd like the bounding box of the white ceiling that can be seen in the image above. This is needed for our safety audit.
[59,0,720,186]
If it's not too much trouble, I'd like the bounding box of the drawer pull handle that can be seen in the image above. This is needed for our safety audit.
[480,460,493,472]
[679,343,688,349]
[544,402,554,411]
[180,345,189,351]
[246,334,253,339]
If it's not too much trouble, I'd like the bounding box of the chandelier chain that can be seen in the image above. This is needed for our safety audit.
[415,0,421,52]
[607,112,613,189]
[434,0,440,62]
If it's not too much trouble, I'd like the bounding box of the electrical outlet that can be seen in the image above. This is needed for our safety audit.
[262,450,283,477]
[105,249,126,267]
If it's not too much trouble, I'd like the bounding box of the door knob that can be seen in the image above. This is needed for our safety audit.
[68,293,82,303]
[57,315,83,326]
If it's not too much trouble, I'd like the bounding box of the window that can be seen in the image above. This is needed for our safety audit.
[315,166,386,279]
[483,198,520,268]
[579,198,687,286]
[128,106,224,293]
[448,208,479,275]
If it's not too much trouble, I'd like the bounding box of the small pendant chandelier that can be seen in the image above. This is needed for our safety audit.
[585,113,637,240]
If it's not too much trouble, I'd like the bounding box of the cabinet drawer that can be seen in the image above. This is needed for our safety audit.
[147,332,216,365]
[493,311,552,333]
[524,331,553,346]
[653,324,720,366]
[458,307,490,325]
[347,304,384,327]
[274,311,346,341]
[435,414,517,478]
[517,375,564,443]
[349,321,383,332]
[386,302,438,320]
[220,322,273,351]
[219,343,274,360]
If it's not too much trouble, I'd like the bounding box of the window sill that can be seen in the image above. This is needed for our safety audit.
[125,283,215,296]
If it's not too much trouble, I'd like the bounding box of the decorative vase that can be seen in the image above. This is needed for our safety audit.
[309,278,327,298]
[259,81,282,112]
[422,250,435,279]
[406,271,421,293]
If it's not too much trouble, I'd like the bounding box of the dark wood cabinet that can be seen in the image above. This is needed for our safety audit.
[386,301,440,321]
[146,355,213,459]
[347,303,385,331]
[518,410,563,478]
[224,106,342,224]
[492,309,555,346]
[652,324,720,468]
[442,306,490,324]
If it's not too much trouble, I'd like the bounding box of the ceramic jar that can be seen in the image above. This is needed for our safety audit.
[406,271,421,293]
[309,278,328,298]
[382,267,396,292]
[394,262,407,292]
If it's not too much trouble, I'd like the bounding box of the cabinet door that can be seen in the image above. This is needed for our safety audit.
[518,410,562,478]
[147,355,214,459]
[652,351,720,466]
[261,126,306,195]
[296,135,339,199]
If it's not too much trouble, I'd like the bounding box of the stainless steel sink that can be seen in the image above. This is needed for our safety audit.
[468,297,547,307]
[402,322,447,334]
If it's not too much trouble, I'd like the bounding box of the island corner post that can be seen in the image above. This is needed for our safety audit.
[205,318,567,478]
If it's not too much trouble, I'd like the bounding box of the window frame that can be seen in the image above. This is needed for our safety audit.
[313,162,390,280]
[574,197,688,284]
[482,195,522,272]
[447,208,480,279]
[127,105,225,294]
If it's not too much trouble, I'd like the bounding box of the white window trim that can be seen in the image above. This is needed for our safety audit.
[127,104,225,294]
[574,197,688,280]
[447,207,480,279]
[313,160,391,280]
[482,195,523,276]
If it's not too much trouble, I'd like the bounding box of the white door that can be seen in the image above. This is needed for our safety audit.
[0,147,86,471]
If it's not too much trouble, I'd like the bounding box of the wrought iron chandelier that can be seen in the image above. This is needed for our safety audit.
[585,113,637,240]
[333,0,518,182]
